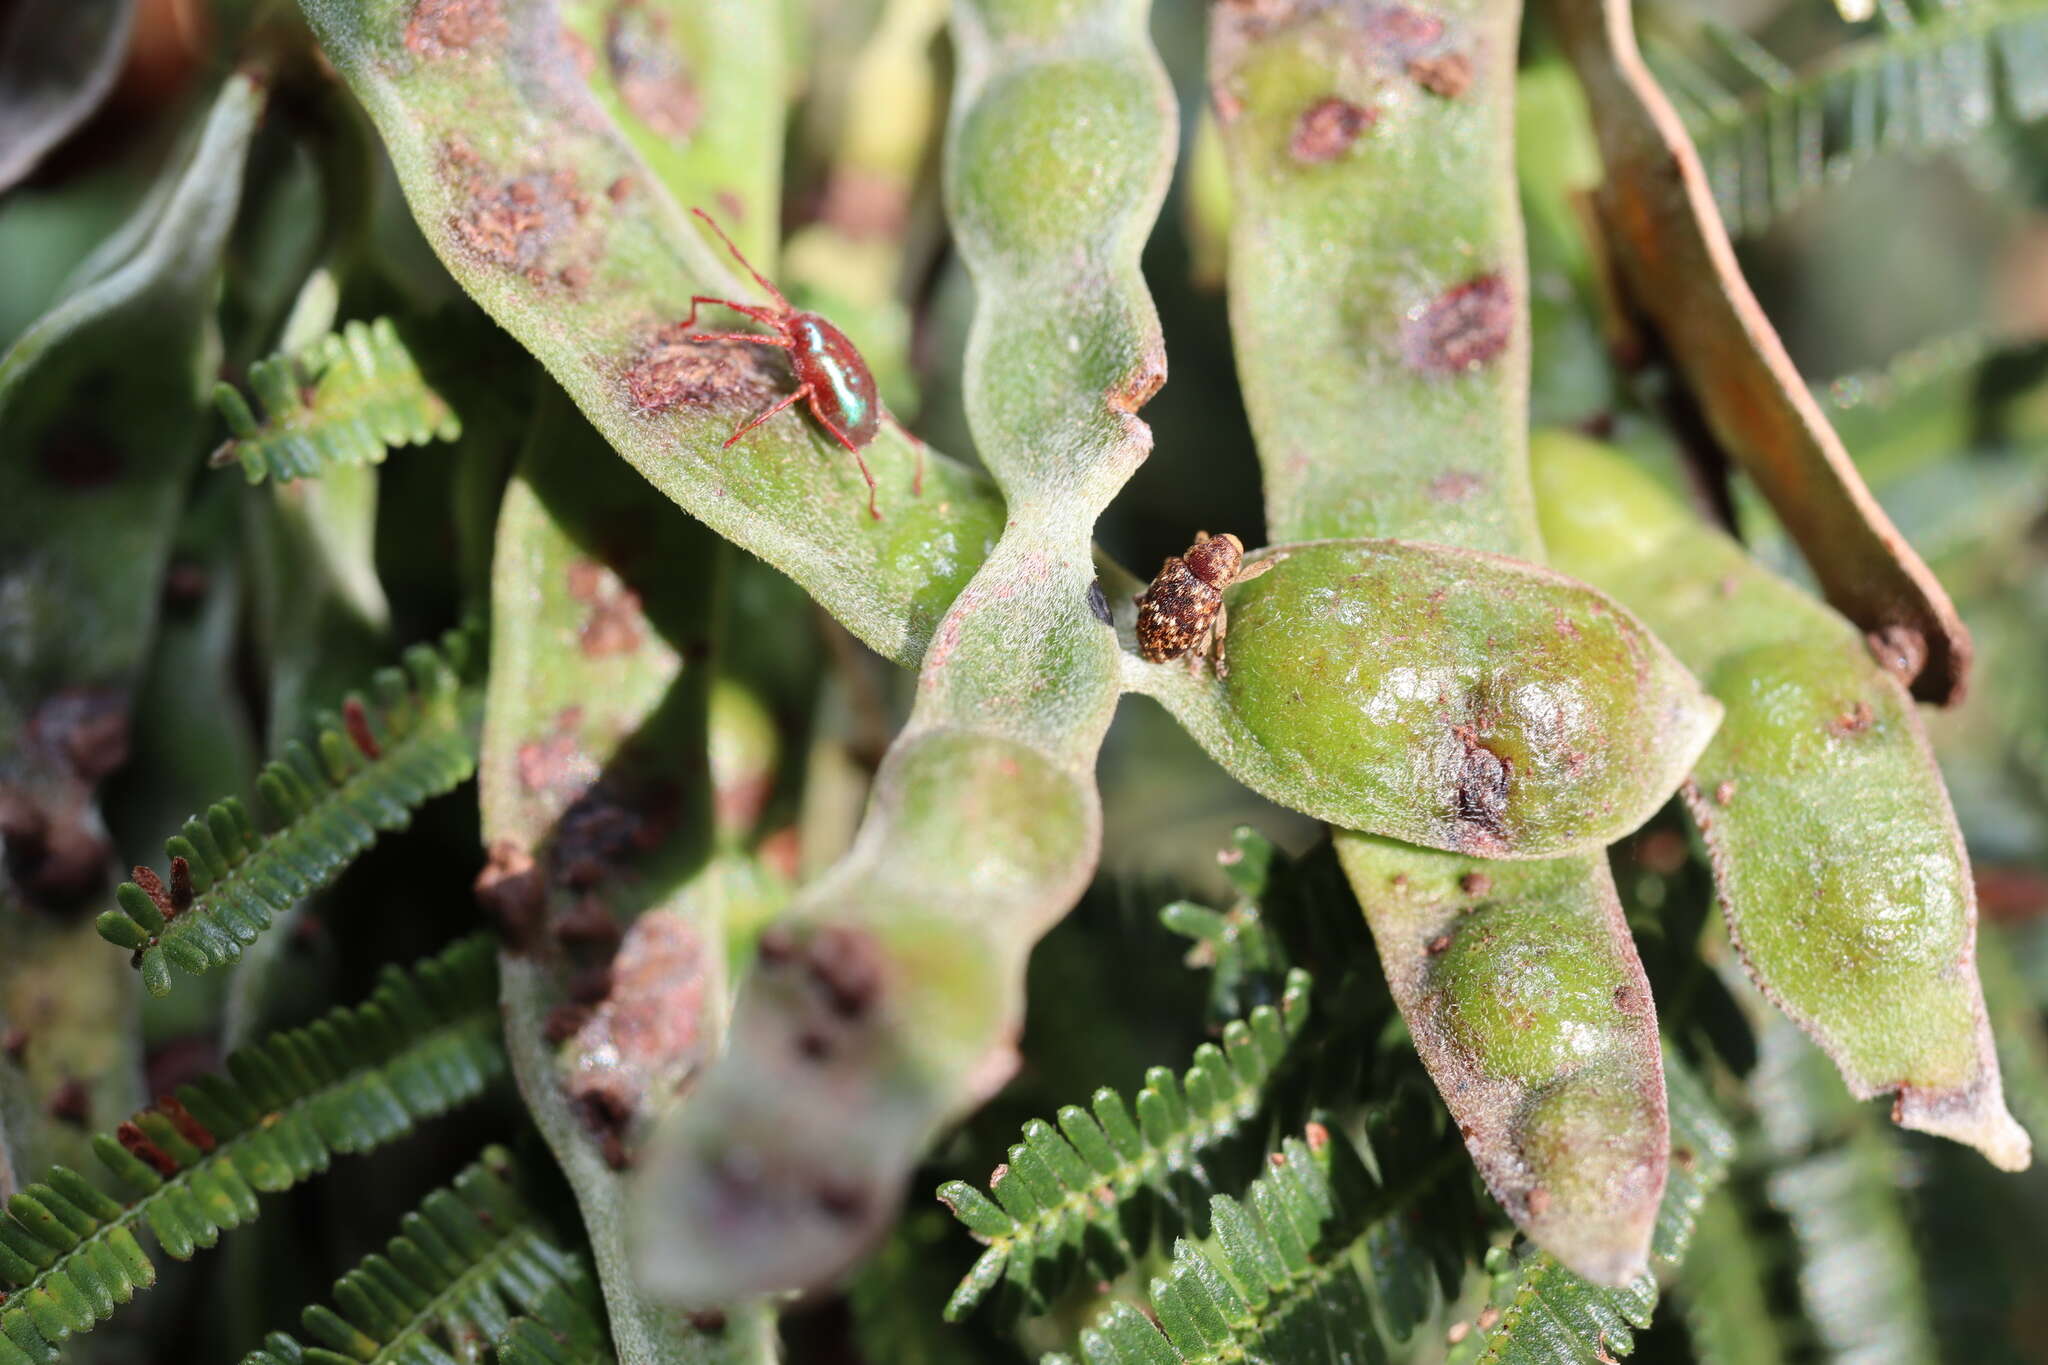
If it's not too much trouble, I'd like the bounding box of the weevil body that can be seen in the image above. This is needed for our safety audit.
[678,208,919,518]
[1134,532,1277,677]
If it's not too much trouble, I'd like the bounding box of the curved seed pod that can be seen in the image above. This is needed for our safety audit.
[1338,838,1667,1286]
[1548,0,1970,705]
[0,0,135,192]
[630,0,1176,1306]
[1,75,265,1179]
[1205,0,1677,1284]
[297,0,1005,666]
[1532,430,2030,1171]
[1126,539,1716,858]
[482,393,779,1363]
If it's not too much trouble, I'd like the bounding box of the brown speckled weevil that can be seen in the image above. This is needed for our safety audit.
[1134,532,1278,678]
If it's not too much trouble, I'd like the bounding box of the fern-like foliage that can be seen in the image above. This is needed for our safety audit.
[495,1316,618,1365]
[239,1145,606,1365]
[97,624,485,996]
[1654,0,2048,238]
[210,317,461,483]
[1449,1053,1736,1365]
[0,936,504,1365]
[938,970,1313,1322]
[1044,1098,1474,1365]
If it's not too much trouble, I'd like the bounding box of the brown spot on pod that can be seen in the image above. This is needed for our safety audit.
[404,0,504,58]
[474,839,545,951]
[1450,725,1511,847]
[554,893,623,952]
[162,560,211,614]
[1526,1186,1552,1216]
[1827,700,1876,738]
[1713,779,1736,806]
[1459,872,1491,896]
[516,708,594,796]
[560,913,711,1164]
[566,559,646,658]
[1430,470,1483,502]
[1408,51,1472,98]
[37,422,123,488]
[621,322,781,415]
[1404,273,1513,374]
[544,1003,592,1043]
[606,1,699,139]
[804,925,885,1019]
[33,688,131,781]
[1289,97,1375,163]
[1364,4,1447,55]
[45,1078,90,1125]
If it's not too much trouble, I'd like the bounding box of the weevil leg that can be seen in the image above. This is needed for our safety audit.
[1211,600,1232,679]
[883,411,927,496]
[723,386,809,448]
[1234,556,1277,583]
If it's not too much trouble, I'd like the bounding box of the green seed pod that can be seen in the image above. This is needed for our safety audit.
[1134,540,1719,858]
[1532,429,2028,1170]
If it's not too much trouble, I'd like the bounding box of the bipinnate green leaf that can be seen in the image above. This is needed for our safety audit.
[1205,0,1683,1289]
[239,1146,604,1365]
[629,0,1176,1307]
[0,937,503,1365]
[295,0,1004,668]
[1667,3,2048,241]
[210,317,461,484]
[938,970,1313,1321]
[1532,430,2030,1171]
[97,624,484,996]
[1126,540,1719,859]
[1049,1103,1475,1365]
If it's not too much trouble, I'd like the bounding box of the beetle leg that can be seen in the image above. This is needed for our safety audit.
[723,386,809,448]
[683,330,793,348]
[1211,600,1232,679]
[680,296,787,331]
[806,400,884,518]
[883,411,927,496]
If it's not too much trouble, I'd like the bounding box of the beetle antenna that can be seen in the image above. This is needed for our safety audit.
[690,208,791,311]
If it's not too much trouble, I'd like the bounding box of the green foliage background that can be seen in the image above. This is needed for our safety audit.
[1,0,2047,1363]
